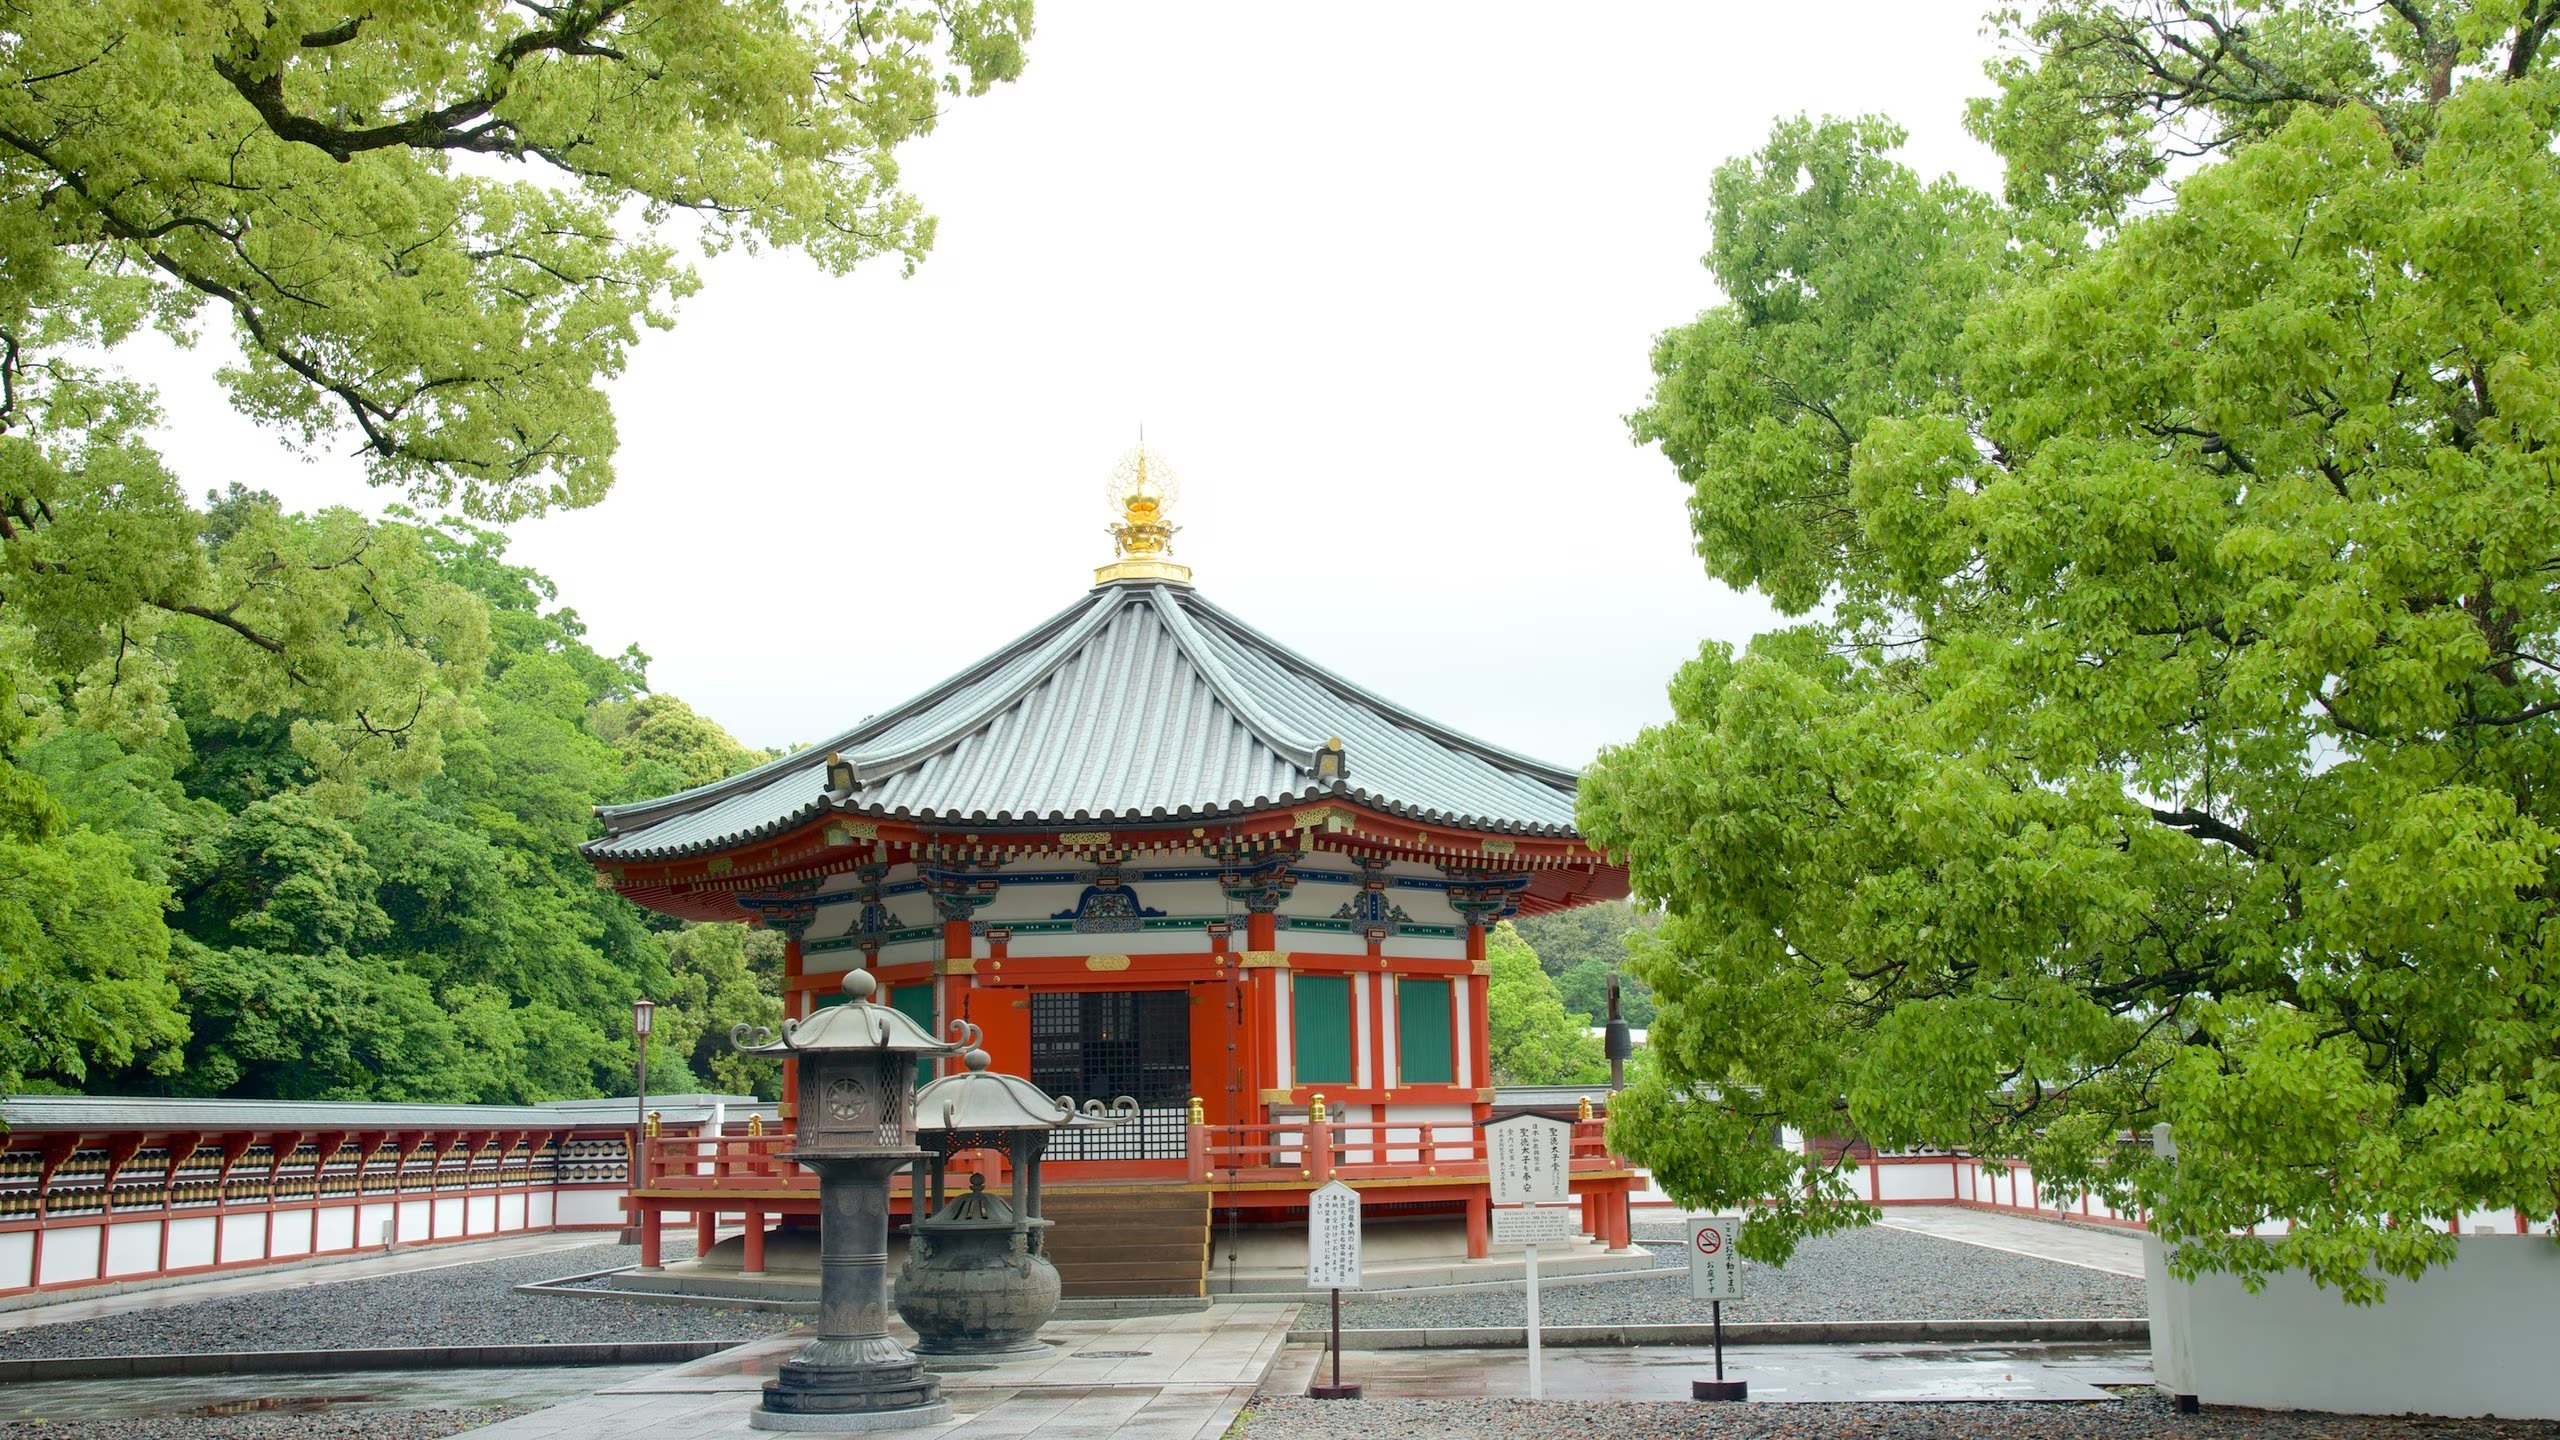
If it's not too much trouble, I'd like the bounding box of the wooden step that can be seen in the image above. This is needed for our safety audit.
[1039,1184,1210,1299]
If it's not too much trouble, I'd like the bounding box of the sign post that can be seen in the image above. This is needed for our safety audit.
[1304,1180,1363,1400]
[1686,1215,1747,1401]
[1485,1113,1574,1401]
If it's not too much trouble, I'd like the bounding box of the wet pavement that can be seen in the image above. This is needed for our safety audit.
[1266,1341,2154,1403]
[0,1365,662,1422]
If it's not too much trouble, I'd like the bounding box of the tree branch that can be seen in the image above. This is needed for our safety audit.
[2147,805,2263,858]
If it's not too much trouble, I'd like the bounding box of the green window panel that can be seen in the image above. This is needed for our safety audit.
[1292,974,1354,1085]
[889,982,938,1088]
[1396,978,1454,1085]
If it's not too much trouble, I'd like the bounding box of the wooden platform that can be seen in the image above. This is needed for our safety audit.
[1040,1183,1211,1298]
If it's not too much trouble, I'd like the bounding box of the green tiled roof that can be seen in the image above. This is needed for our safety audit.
[587,581,1582,862]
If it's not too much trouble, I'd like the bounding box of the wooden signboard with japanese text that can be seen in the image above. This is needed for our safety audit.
[1306,1180,1363,1290]
[1485,1113,1572,1206]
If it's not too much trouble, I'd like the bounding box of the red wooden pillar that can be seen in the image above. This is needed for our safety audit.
[1464,1187,1489,1259]
[640,1204,663,1270]
[782,937,805,1128]
[695,1204,716,1254]
[939,919,972,1066]
[157,1133,202,1273]
[743,1210,767,1274]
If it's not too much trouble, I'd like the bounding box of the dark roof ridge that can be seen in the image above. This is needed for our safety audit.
[1172,589,1582,789]
[1139,584,1327,769]
[592,590,1105,833]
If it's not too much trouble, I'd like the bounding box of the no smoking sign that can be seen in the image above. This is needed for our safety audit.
[1686,1216,1744,1299]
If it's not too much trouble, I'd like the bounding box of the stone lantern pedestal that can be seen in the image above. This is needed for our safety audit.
[733,970,960,1433]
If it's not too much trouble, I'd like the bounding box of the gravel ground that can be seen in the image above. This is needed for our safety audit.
[1337,1226,2142,1329]
[1241,1395,2560,1440]
[0,1409,520,1440]
[0,1240,794,1359]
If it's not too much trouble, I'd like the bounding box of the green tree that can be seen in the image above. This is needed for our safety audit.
[659,924,785,1099]
[1484,924,1608,1087]
[592,693,770,796]
[0,677,189,1091]
[1515,900,1660,1027]
[1590,1,2560,1298]
[0,0,1030,1087]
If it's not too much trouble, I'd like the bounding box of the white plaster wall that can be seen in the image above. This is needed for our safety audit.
[37,1227,98,1284]
[315,1205,355,1252]
[1452,977,1473,1088]
[1378,1103,1474,1163]
[431,1197,464,1236]
[1876,1162,1959,1203]
[166,1216,217,1268]
[530,1191,556,1228]
[554,1188,626,1226]
[499,1193,526,1231]
[465,1195,497,1233]
[1280,932,1370,957]
[2149,1234,2560,1418]
[395,1199,431,1243]
[0,1231,32,1289]
[103,1220,159,1277]
[1379,936,1467,961]
[218,1217,264,1263]
[1377,977,1398,1085]
[1004,932,1214,959]
[1352,979,1372,1087]
[1272,973,1293,1088]
[360,1202,397,1248]
[270,1207,313,1258]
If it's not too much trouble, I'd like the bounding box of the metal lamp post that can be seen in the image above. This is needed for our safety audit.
[732,969,962,1432]
[633,997,657,1142]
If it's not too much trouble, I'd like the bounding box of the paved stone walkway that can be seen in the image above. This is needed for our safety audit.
[456,1302,1298,1439]
[0,1231,624,1330]
[1266,1340,2153,1403]
[1873,1208,2146,1279]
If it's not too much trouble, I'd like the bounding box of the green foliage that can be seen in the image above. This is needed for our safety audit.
[0,676,188,1091]
[1484,923,1608,1087]
[1513,900,1660,1027]
[0,503,782,1105]
[0,0,1027,1098]
[592,693,771,797]
[1599,2,2560,1295]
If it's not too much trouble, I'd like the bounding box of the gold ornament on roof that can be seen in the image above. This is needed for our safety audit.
[1095,444,1194,586]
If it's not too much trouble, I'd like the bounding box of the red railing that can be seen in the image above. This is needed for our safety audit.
[1184,1118,1620,1186]
[638,1134,815,1193]
[637,1119,1626,1194]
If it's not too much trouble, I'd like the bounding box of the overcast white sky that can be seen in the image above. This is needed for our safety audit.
[136,2,2011,768]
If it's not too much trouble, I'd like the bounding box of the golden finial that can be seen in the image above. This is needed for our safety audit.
[1095,443,1194,587]
[1309,1093,1328,1123]
[645,1109,663,1138]
[1578,1095,1594,1122]
[1188,1096,1206,1125]
[748,1113,766,1137]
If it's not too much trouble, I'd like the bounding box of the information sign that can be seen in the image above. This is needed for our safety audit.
[1305,1180,1363,1290]
[1687,1215,1745,1300]
[1491,1204,1580,1246]
[1485,1113,1572,1206]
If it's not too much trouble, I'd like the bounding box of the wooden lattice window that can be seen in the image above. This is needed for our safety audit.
[1292,974,1354,1085]
[1396,977,1454,1085]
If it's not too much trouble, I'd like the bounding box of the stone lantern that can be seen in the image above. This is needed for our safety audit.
[898,1035,1135,1355]
[732,969,962,1431]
